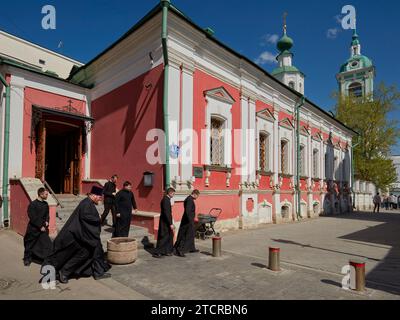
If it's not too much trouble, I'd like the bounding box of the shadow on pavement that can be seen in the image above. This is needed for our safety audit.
[251,262,268,269]
[271,239,381,262]
[321,279,342,289]
[325,212,400,296]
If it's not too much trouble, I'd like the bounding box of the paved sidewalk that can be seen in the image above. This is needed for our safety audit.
[1,211,399,300]
[0,230,148,300]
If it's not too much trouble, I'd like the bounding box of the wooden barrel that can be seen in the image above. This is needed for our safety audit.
[107,238,137,265]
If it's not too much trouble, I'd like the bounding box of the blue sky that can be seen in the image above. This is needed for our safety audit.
[1,0,399,151]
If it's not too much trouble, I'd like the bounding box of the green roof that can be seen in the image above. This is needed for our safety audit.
[62,2,357,136]
[339,55,373,73]
[271,65,304,76]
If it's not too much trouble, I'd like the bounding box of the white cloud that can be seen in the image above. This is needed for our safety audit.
[260,34,279,47]
[327,28,340,39]
[334,14,343,25]
[255,51,277,65]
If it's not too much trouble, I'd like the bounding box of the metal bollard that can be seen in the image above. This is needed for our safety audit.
[212,237,222,257]
[268,247,281,271]
[350,260,366,292]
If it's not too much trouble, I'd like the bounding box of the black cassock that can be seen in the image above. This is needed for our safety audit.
[174,196,197,253]
[154,196,174,255]
[23,199,52,263]
[113,189,137,238]
[46,197,110,279]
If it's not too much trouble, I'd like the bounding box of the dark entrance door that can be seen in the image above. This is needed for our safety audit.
[37,120,82,195]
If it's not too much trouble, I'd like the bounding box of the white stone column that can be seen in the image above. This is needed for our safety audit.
[248,99,256,183]
[167,62,181,187]
[180,65,194,187]
[240,96,249,184]
[9,75,25,179]
[273,103,281,223]
[307,125,313,217]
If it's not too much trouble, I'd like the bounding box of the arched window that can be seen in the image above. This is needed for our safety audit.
[313,149,319,178]
[348,82,363,98]
[300,145,306,176]
[288,82,295,90]
[281,140,289,174]
[259,132,270,172]
[210,117,225,166]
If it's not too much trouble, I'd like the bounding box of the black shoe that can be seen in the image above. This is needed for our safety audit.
[165,253,173,257]
[190,249,200,253]
[152,253,163,259]
[175,251,186,258]
[23,260,31,267]
[94,273,112,281]
[58,271,69,284]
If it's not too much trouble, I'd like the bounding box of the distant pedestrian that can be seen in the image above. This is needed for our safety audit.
[384,196,389,210]
[101,175,118,227]
[153,188,176,258]
[391,194,397,210]
[113,181,138,238]
[23,188,52,266]
[373,193,381,213]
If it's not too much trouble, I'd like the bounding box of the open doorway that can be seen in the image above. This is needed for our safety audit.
[45,121,82,194]
[36,120,82,195]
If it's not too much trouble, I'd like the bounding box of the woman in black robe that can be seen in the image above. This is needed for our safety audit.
[23,188,52,266]
[45,186,111,283]
[153,188,176,258]
[113,181,138,238]
[174,190,200,257]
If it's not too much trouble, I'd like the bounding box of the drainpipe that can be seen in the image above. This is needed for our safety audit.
[0,73,10,227]
[161,0,171,189]
[351,135,361,210]
[296,96,305,220]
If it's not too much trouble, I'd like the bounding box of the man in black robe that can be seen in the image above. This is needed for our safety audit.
[153,188,175,258]
[46,186,111,284]
[23,188,52,266]
[100,175,118,227]
[174,190,200,257]
[113,181,138,238]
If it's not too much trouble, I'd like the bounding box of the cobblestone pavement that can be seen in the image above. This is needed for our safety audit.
[1,211,399,300]
[109,211,400,300]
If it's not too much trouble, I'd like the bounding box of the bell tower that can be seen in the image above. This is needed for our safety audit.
[272,13,305,94]
[336,24,375,99]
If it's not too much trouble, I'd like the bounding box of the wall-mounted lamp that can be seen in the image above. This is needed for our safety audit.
[143,171,154,187]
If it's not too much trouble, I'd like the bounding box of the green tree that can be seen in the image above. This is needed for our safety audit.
[335,83,400,190]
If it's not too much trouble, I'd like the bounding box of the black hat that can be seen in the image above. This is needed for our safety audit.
[90,186,103,196]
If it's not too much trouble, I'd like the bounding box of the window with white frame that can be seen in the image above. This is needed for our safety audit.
[259,132,270,172]
[313,149,319,178]
[300,145,306,176]
[210,117,225,166]
[281,140,289,174]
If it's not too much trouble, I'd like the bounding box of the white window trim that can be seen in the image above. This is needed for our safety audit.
[258,130,272,172]
[205,95,233,166]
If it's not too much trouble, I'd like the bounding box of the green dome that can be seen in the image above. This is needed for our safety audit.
[277,33,293,52]
[339,55,373,73]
